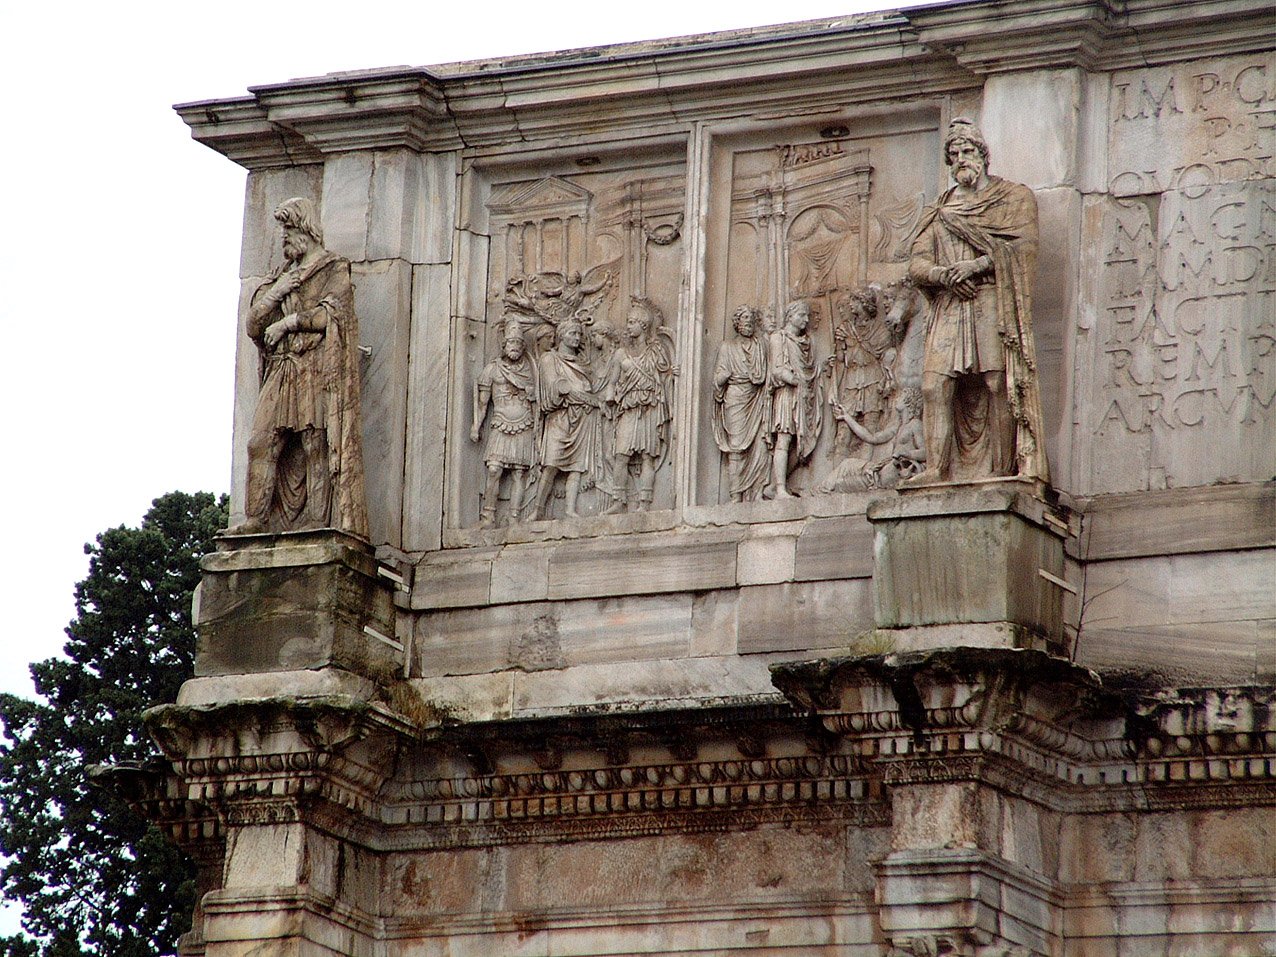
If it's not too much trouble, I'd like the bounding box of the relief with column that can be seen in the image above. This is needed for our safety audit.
[705,127,939,502]
[464,168,684,526]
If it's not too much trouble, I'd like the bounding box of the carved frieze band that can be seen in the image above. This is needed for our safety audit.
[384,752,885,846]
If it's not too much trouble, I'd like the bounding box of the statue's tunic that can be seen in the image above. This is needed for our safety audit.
[712,337,770,497]
[606,338,673,458]
[248,251,367,536]
[477,357,538,468]
[537,350,600,474]
[908,176,1049,481]
[768,327,823,462]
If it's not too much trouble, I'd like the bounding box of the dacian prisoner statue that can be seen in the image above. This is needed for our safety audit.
[229,197,369,537]
[905,117,1049,485]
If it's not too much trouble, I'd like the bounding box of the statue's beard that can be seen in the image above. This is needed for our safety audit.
[283,238,307,262]
[954,164,982,187]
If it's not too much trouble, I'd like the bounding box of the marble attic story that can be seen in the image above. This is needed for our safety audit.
[103,1,1276,955]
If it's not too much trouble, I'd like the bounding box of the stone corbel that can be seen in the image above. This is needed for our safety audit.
[771,648,1125,788]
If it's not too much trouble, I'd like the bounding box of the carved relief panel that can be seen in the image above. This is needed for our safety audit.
[698,115,942,504]
[454,154,686,527]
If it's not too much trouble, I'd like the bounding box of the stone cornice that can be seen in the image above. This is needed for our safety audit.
[175,0,1271,168]
[906,0,1268,74]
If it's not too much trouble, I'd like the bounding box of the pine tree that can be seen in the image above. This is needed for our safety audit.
[0,492,228,956]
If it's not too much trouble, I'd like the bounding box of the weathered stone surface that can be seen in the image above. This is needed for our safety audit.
[546,532,738,600]
[512,655,782,716]
[320,152,373,262]
[869,486,1067,643]
[401,263,452,552]
[352,258,412,547]
[737,579,874,654]
[195,531,397,681]
[368,150,455,264]
[793,513,875,581]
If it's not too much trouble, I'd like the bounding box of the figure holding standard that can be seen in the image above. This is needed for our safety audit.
[230,197,368,537]
[904,118,1049,486]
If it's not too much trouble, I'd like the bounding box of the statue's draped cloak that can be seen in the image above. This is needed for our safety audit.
[252,252,368,537]
[910,177,1050,482]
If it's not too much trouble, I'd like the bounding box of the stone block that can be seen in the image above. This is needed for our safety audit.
[223,823,304,887]
[489,545,550,604]
[406,672,515,722]
[1106,52,1276,198]
[794,514,875,581]
[176,669,377,707]
[195,531,398,683]
[452,229,489,321]
[1032,186,1082,484]
[1081,550,1275,628]
[737,579,874,654]
[368,150,456,264]
[558,593,692,667]
[321,153,373,262]
[1074,180,1276,493]
[547,533,738,600]
[737,532,797,585]
[411,555,492,610]
[690,589,739,657]
[868,485,1067,645]
[1072,484,1276,561]
[412,600,517,676]
[402,263,453,552]
[352,259,413,548]
[228,278,263,527]
[981,69,1083,189]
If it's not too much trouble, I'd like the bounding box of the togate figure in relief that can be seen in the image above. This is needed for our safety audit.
[712,306,772,502]
[230,197,368,537]
[767,301,823,499]
[905,117,1049,485]
[600,297,676,513]
[530,318,606,520]
[471,319,539,527]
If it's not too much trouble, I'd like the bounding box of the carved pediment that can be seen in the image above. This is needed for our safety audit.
[489,176,594,222]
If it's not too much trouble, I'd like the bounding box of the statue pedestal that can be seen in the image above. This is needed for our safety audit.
[193,529,400,685]
[867,479,1069,654]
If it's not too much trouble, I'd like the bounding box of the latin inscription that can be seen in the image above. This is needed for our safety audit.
[1110,56,1276,197]
[1094,182,1275,457]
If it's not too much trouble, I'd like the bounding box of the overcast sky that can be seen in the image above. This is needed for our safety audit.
[0,0,932,935]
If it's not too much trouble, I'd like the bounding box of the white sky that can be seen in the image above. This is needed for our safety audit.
[0,0,930,936]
